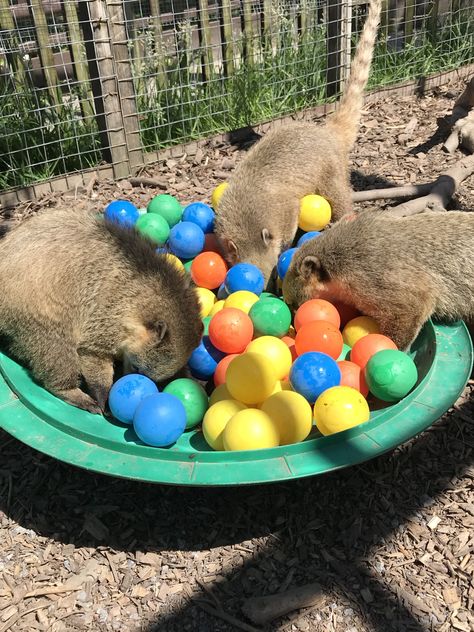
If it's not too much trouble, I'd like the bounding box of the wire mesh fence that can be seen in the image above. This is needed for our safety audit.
[0,1,473,194]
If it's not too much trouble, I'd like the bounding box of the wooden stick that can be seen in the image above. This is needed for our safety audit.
[196,600,261,632]
[129,176,167,189]
[241,582,325,625]
[352,182,433,202]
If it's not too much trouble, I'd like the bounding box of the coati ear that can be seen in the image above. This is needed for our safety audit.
[155,321,168,345]
[261,228,272,247]
[298,255,325,280]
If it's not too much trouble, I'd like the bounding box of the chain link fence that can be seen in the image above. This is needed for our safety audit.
[0,1,473,194]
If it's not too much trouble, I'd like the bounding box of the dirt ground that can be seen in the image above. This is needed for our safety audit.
[0,78,474,632]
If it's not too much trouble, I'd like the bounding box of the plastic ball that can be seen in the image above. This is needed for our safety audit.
[223,409,280,451]
[209,383,233,406]
[147,194,182,227]
[337,360,369,397]
[281,335,298,362]
[208,308,254,354]
[297,231,321,246]
[314,386,370,436]
[191,252,227,290]
[214,353,239,387]
[224,290,259,314]
[261,391,313,445]
[350,334,398,369]
[342,316,380,347]
[295,320,343,360]
[202,316,211,336]
[209,300,225,317]
[246,336,292,381]
[135,213,170,245]
[298,195,332,231]
[163,378,208,429]
[188,337,226,380]
[211,182,228,209]
[169,221,205,259]
[104,200,139,227]
[108,374,158,424]
[337,343,352,361]
[217,283,229,300]
[249,297,291,337]
[365,349,418,402]
[224,263,264,295]
[333,301,360,327]
[182,202,215,233]
[163,253,185,273]
[203,233,222,254]
[277,248,298,279]
[202,399,247,450]
[183,259,194,273]
[289,352,341,403]
[195,287,216,317]
[294,299,341,331]
[133,393,186,447]
[260,292,277,299]
[226,352,278,405]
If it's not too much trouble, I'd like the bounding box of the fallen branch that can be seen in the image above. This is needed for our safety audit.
[196,601,261,632]
[352,182,433,202]
[442,75,474,153]
[241,582,325,625]
[387,153,474,218]
[129,176,167,189]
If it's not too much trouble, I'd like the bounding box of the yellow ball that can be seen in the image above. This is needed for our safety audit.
[313,386,370,436]
[209,299,225,317]
[211,182,229,210]
[342,316,380,347]
[280,380,293,391]
[246,336,292,381]
[209,383,233,406]
[164,253,185,273]
[226,352,277,405]
[195,287,216,317]
[223,409,280,451]
[299,195,332,231]
[261,391,313,445]
[224,290,259,314]
[202,399,247,450]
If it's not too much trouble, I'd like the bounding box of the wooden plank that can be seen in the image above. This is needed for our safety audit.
[219,0,235,76]
[149,0,167,88]
[197,0,214,80]
[241,0,254,65]
[63,1,95,120]
[326,0,343,98]
[28,0,61,104]
[340,0,353,85]
[0,0,28,91]
[404,0,415,44]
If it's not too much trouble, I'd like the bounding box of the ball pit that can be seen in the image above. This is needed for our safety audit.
[208,308,254,354]
[248,297,291,337]
[190,252,227,290]
[294,320,343,359]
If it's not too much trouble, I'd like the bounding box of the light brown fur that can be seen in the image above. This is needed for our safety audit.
[282,210,474,350]
[214,0,382,285]
[0,209,202,413]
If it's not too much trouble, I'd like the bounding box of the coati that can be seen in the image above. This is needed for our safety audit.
[0,209,203,413]
[282,210,474,350]
[214,0,383,285]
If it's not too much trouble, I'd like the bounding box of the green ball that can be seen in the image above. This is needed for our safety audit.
[147,194,183,227]
[337,343,352,361]
[183,259,194,273]
[202,316,211,336]
[260,292,277,300]
[135,213,170,245]
[365,349,418,402]
[163,378,208,429]
[249,297,291,337]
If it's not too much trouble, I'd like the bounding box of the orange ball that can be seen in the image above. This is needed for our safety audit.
[350,334,398,369]
[191,252,227,290]
[208,308,254,354]
[281,335,298,362]
[294,299,340,331]
[332,301,360,328]
[295,320,343,359]
[337,360,369,397]
[214,353,239,387]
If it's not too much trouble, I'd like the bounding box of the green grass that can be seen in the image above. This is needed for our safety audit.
[0,11,473,191]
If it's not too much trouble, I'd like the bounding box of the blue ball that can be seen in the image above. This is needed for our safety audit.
[217,283,229,300]
[104,200,139,227]
[133,393,186,447]
[108,374,158,424]
[289,352,341,403]
[297,231,321,247]
[169,221,205,259]
[224,263,265,295]
[182,202,215,233]
[188,337,226,380]
[277,247,299,279]
[155,246,169,254]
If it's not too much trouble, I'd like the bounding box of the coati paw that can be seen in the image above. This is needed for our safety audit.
[55,387,104,415]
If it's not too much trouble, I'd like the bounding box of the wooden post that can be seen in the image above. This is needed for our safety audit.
[404,0,415,45]
[380,0,389,41]
[340,0,353,86]
[326,0,343,98]
[149,0,167,88]
[262,0,275,52]
[28,0,61,104]
[219,0,235,76]
[241,0,254,66]
[0,0,27,91]
[428,0,440,44]
[63,1,95,120]
[197,0,214,80]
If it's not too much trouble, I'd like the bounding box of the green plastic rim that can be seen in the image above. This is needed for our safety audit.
[0,320,471,486]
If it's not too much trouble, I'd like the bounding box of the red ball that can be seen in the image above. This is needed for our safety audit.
[337,360,369,397]
[191,251,228,289]
[214,354,239,386]
[294,299,340,331]
[281,335,298,362]
[350,334,398,369]
[332,301,360,328]
[295,320,343,359]
[203,233,223,254]
[208,308,254,354]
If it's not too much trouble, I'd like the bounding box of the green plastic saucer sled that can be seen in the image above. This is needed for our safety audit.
[0,320,471,486]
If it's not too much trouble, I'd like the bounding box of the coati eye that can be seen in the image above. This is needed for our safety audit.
[261,228,272,246]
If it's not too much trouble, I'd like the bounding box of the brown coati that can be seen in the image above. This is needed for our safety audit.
[214,0,383,286]
[0,209,202,413]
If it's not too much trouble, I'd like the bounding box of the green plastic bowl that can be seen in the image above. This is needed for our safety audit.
[0,320,471,486]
